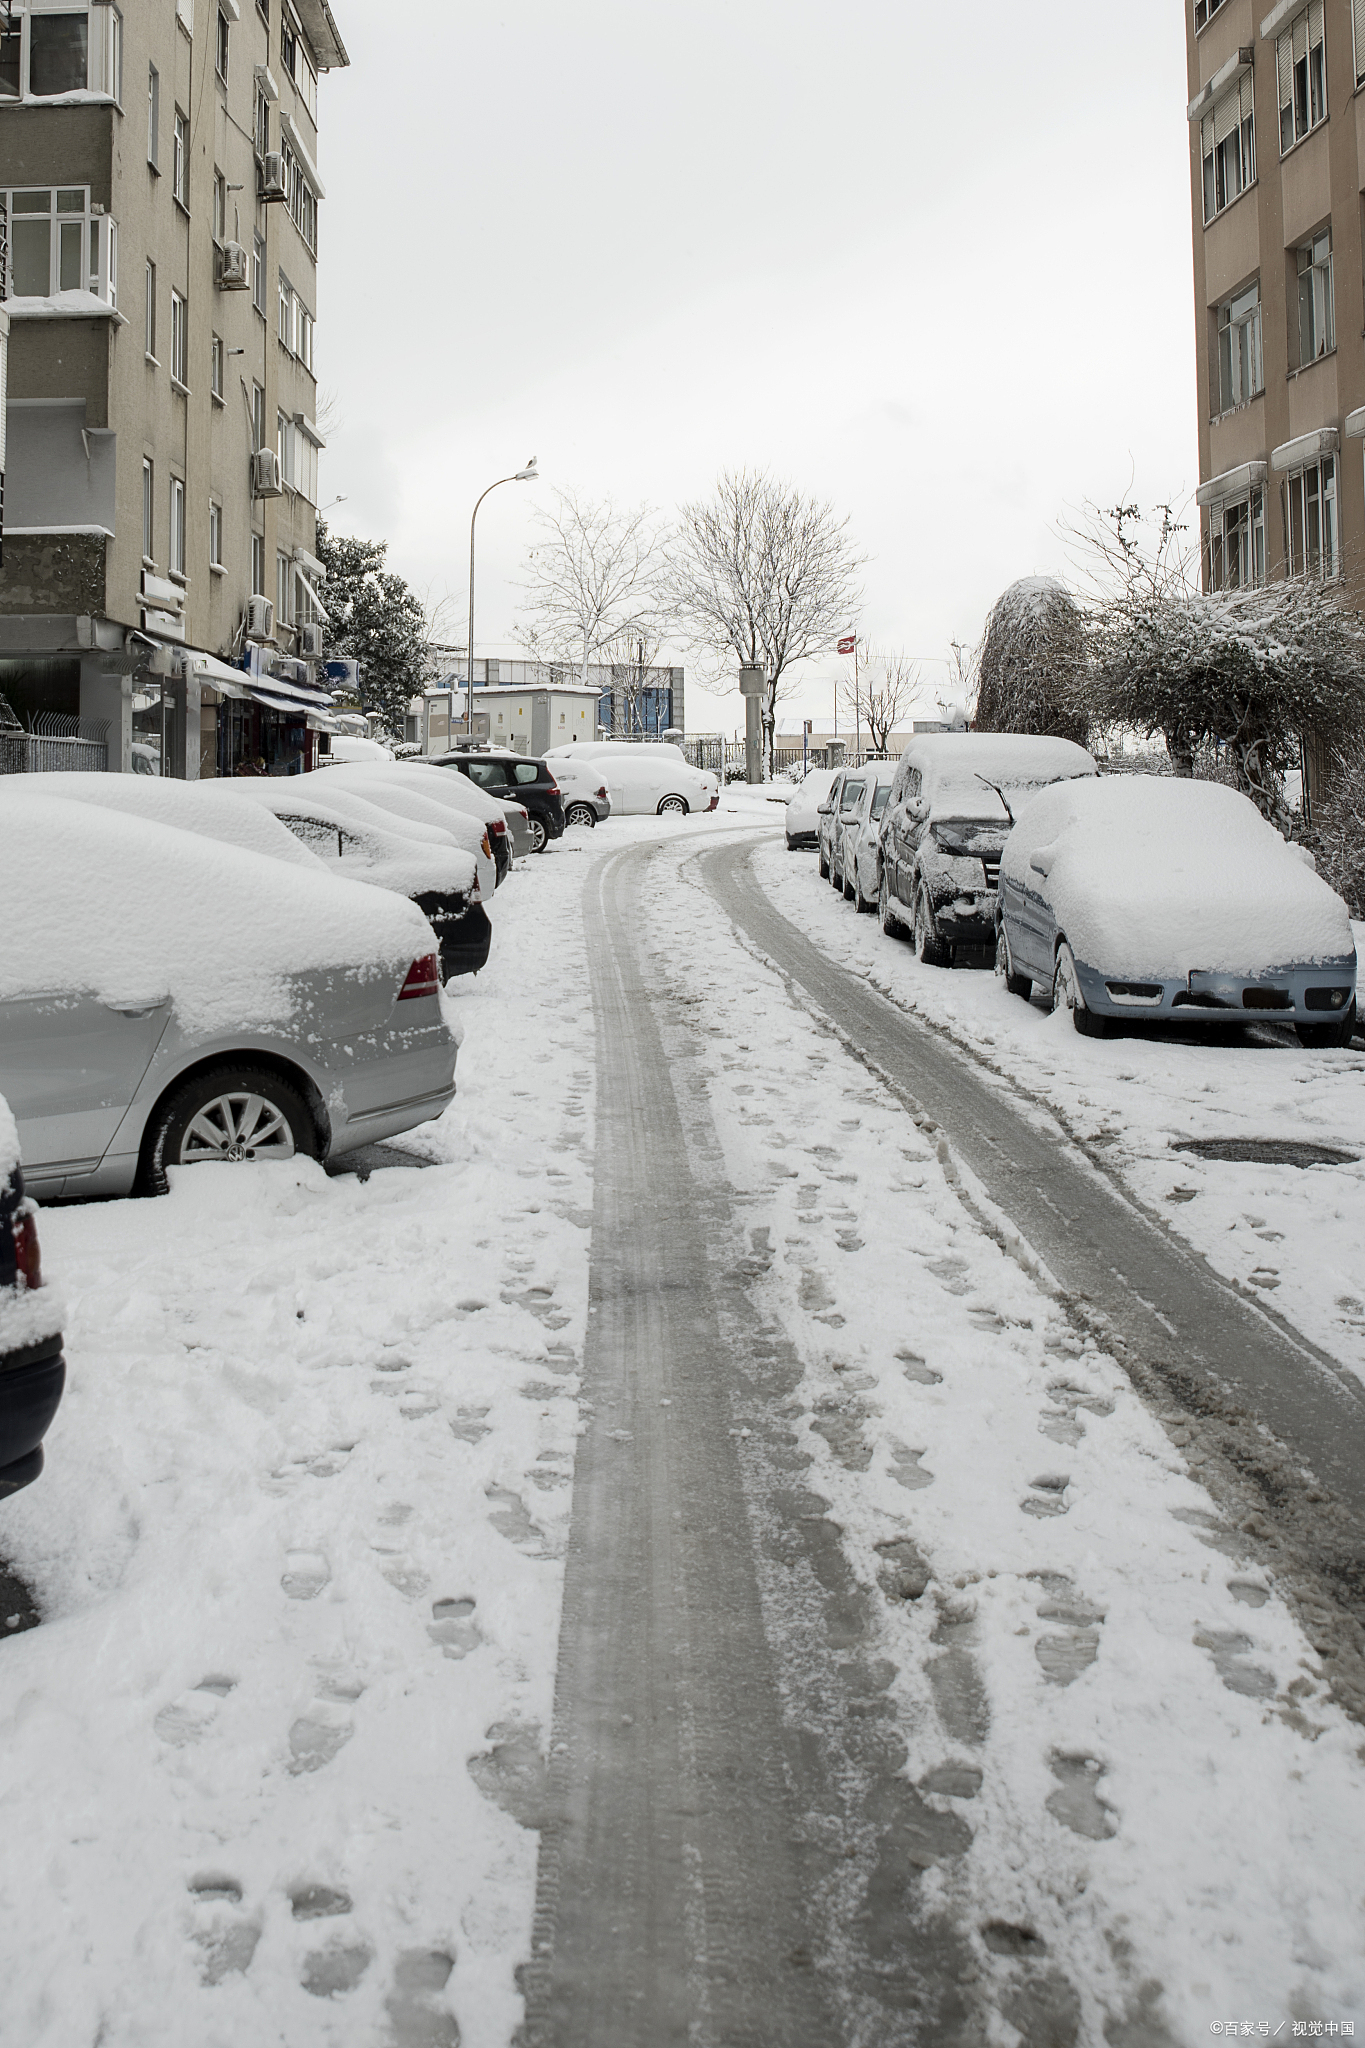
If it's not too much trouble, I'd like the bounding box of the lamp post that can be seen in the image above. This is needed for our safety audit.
[466,458,538,740]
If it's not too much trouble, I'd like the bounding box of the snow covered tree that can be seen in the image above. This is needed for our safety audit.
[314,523,430,737]
[515,492,665,686]
[837,640,920,753]
[974,577,1090,745]
[1079,503,1365,830]
[667,469,865,777]
[1310,738,1365,914]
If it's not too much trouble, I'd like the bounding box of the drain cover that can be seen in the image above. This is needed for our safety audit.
[1172,1137,1358,1168]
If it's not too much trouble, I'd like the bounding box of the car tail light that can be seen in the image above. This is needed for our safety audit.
[545,779,560,796]
[490,818,507,837]
[596,786,608,801]
[480,832,492,859]
[398,953,440,1000]
[13,1208,42,1291]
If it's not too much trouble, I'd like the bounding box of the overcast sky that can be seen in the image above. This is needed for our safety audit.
[316,1,1196,737]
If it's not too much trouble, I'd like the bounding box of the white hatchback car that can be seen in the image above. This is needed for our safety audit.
[546,742,717,817]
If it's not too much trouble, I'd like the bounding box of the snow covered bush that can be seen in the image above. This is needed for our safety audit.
[973,577,1090,747]
[1306,739,1365,916]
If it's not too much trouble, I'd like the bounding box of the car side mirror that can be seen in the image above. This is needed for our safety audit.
[817,801,833,815]
[1029,847,1054,877]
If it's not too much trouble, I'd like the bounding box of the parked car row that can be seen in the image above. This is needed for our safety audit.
[796,735,1359,1049]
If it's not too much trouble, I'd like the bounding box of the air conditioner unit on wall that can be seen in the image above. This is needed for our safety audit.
[251,447,283,498]
[245,594,274,642]
[259,152,287,201]
[217,240,249,289]
[299,622,323,657]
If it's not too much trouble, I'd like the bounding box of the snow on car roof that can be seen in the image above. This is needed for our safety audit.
[13,769,325,869]
[1,789,433,1034]
[904,733,1097,818]
[1002,774,1355,977]
[204,782,476,897]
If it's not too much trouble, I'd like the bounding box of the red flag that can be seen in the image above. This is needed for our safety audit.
[837,634,856,655]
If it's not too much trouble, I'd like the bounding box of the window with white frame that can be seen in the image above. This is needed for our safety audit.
[170,288,187,384]
[1206,487,1266,591]
[1296,228,1334,365]
[215,7,229,85]
[0,4,122,103]
[147,62,158,166]
[1277,3,1326,155]
[1355,0,1365,87]
[252,230,266,315]
[142,457,154,561]
[1284,454,1337,578]
[1195,0,1229,27]
[276,548,291,626]
[293,568,317,626]
[209,499,223,568]
[1200,72,1255,224]
[251,529,265,596]
[173,109,188,208]
[145,257,155,353]
[281,141,317,251]
[280,8,317,120]
[212,168,226,243]
[252,381,265,450]
[276,411,319,503]
[1214,280,1263,415]
[254,83,270,159]
[169,475,186,577]
[210,331,223,397]
[278,268,291,346]
[0,184,116,302]
[295,298,314,372]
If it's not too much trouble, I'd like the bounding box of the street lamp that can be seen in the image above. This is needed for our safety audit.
[466,458,538,739]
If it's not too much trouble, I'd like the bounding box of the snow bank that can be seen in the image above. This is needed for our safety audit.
[1003,775,1355,975]
[14,770,324,870]
[907,733,1097,821]
[0,791,432,1035]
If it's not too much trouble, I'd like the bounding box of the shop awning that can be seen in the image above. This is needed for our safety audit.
[187,651,252,699]
[246,671,336,716]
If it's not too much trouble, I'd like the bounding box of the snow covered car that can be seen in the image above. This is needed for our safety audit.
[995,776,1358,1046]
[501,800,534,856]
[214,781,492,978]
[785,768,836,850]
[431,751,566,853]
[836,765,897,910]
[549,753,612,829]
[0,1095,64,1498]
[816,768,864,881]
[878,734,1098,965]
[0,792,458,1199]
[299,760,511,888]
[545,742,717,818]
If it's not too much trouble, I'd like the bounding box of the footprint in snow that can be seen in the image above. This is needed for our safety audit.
[1029,1573,1104,1686]
[281,1552,331,1600]
[449,1406,491,1443]
[1038,1380,1115,1448]
[288,1699,355,1774]
[291,1883,353,1920]
[301,1941,372,1999]
[887,1441,934,1491]
[896,1348,943,1386]
[1045,1753,1117,1841]
[154,1675,236,1745]
[187,1875,260,1984]
[429,1596,481,1660]
[467,1721,550,1830]
[1020,1474,1070,1519]
[1193,1628,1276,1698]
[386,1949,459,2047]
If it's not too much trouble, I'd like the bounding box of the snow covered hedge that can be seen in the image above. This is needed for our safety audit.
[974,577,1090,747]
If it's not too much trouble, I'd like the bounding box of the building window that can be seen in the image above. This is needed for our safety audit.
[0,6,121,101]
[1284,455,1337,578]
[1200,73,1254,224]
[145,258,156,354]
[295,299,314,372]
[216,7,229,84]
[213,168,226,243]
[280,16,296,77]
[1215,281,1263,415]
[209,500,223,568]
[278,269,291,346]
[251,530,266,596]
[142,458,154,561]
[1,185,115,302]
[254,84,270,159]
[1277,4,1326,155]
[1207,488,1265,592]
[1296,228,1334,364]
[173,109,188,208]
[279,142,318,251]
[252,231,266,315]
[252,381,265,450]
[1195,0,1229,26]
[148,63,158,167]
[276,548,291,626]
[210,332,223,397]
[176,0,194,33]
[170,289,187,384]
[169,476,186,577]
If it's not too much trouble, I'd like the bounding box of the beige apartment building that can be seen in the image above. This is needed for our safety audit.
[0,0,345,776]
[1187,0,1365,788]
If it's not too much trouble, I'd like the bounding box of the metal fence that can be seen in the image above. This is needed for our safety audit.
[0,712,109,775]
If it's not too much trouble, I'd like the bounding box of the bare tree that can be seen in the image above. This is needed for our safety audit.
[598,614,673,736]
[837,639,921,753]
[515,491,665,686]
[667,469,865,776]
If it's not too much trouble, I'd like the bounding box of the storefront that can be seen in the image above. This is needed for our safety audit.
[191,650,337,777]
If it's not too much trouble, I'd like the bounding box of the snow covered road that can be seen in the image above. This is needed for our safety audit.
[3,795,1364,2046]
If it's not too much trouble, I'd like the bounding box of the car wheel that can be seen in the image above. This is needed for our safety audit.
[913,890,953,968]
[853,867,871,914]
[1052,943,1107,1037]
[879,871,906,939]
[995,925,1032,1000]
[818,849,829,877]
[565,802,596,829]
[528,814,549,854]
[1297,999,1356,1049]
[139,1065,317,1196]
[657,794,689,816]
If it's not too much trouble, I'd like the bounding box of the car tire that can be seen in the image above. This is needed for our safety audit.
[913,890,954,968]
[879,871,906,939]
[818,849,829,878]
[853,868,872,914]
[995,925,1032,1000]
[528,814,549,854]
[657,794,689,816]
[565,802,597,829]
[1052,943,1108,1037]
[1296,999,1356,1049]
[139,1064,318,1196]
